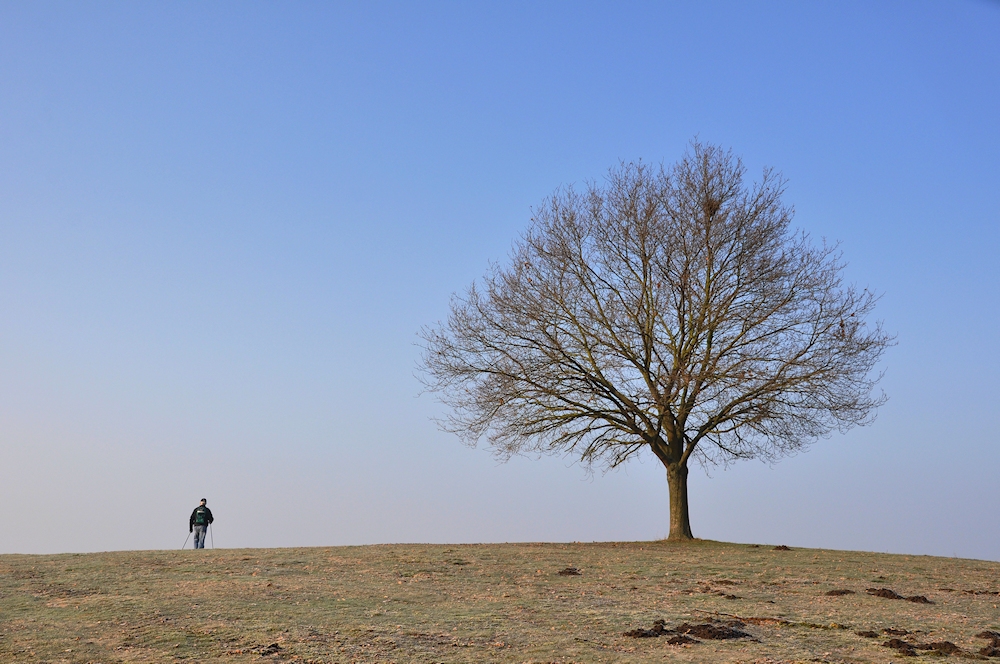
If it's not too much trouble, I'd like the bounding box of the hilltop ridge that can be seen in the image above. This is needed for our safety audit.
[2,541,999,662]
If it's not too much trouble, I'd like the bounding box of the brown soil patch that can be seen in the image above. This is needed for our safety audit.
[884,637,918,656]
[883,638,970,657]
[623,619,670,638]
[825,589,855,596]
[623,619,753,641]
[867,587,936,604]
[922,641,963,654]
[868,587,905,599]
[666,634,699,645]
[907,594,934,604]
[978,631,1000,657]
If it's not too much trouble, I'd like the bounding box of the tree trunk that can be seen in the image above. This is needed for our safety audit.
[666,462,694,540]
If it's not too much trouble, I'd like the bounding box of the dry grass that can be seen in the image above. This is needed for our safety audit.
[2,540,999,663]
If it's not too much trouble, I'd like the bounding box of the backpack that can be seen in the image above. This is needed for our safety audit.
[194,507,208,525]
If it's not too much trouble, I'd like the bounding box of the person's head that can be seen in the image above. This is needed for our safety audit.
[200,499,207,505]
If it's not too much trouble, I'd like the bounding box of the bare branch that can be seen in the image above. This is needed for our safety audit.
[418,141,893,539]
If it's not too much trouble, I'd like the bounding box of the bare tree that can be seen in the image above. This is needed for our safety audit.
[419,142,892,540]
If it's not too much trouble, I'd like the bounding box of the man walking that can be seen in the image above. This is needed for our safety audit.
[189,498,214,549]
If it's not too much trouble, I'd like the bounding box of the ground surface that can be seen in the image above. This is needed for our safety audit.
[1,540,999,663]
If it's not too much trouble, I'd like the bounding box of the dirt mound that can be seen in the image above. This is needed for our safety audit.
[624,620,753,641]
[825,589,855,596]
[666,634,700,645]
[773,545,791,551]
[856,630,879,638]
[922,641,962,655]
[623,619,670,638]
[866,588,935,604]
[906,595,933,604]
[677,622,752,640]
[883,638,917,656]
[867,587,904,599]
[883,628,910,635]
[557,567,581,576]
[977,631,1000,657]
[883,638,966,657]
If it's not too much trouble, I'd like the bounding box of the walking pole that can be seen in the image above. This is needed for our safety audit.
[209,523,214,549]
[181,532,191,550]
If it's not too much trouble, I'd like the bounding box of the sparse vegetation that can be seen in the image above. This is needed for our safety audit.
[2,541,998,662]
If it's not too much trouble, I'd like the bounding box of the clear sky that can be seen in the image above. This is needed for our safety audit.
[1,1,998,559]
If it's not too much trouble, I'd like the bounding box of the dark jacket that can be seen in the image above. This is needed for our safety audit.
[189,505,214,532]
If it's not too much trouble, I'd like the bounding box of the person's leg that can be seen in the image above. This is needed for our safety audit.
[194,526,205,549]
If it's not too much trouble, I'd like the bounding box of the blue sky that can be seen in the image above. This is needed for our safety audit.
[1,1,998,559]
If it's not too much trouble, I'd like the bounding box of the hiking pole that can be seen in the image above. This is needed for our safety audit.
[181,532,191,550]
[209,523,214,549]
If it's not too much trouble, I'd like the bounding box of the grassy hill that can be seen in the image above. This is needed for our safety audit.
[2,540,998,662]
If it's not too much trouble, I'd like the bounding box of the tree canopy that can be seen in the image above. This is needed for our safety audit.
[419,142,892,540]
